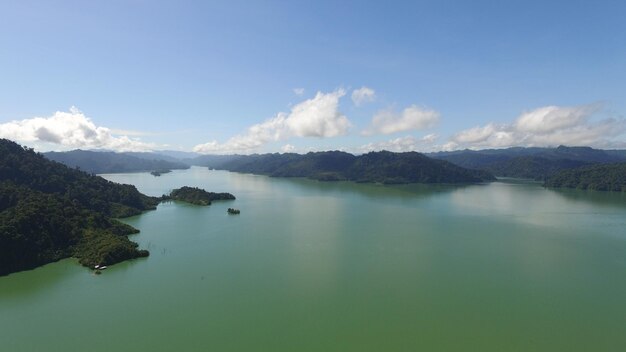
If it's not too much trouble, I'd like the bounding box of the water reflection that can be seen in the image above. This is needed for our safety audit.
[257,174,470,202]
[546,187,626,210]
[449,180,626,230]
[0,259,83,300]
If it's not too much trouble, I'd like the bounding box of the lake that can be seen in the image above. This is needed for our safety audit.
[1,166,626,351]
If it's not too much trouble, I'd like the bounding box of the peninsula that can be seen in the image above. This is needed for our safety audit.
[0,139,236,276]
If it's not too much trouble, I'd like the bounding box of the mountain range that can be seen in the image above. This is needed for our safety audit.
[40,144,626,191]
[428,145,626,180]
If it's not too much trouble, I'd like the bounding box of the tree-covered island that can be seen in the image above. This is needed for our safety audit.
[166,186,235,206]
[150,169,172,176]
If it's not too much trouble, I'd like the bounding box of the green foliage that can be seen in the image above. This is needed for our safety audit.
[0,139,158,276]
[168,186,235,206]
[430,145,626,180]
[210,151,495,184]
[544,163,626,192]
[483,156,589,180]
[75,229,149,268]
[346,151,495,184]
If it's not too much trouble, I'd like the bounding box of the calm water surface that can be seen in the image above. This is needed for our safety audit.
[2,167,626,351]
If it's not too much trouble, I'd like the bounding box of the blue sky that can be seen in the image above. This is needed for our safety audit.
[1,0,625,153]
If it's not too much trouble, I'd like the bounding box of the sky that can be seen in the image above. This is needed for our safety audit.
[1,0,625,154]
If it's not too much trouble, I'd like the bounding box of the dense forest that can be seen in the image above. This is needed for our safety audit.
[0,139,160,276]
[167,186,235,206]
[544,163,626,191]
[45,150,189,174]
[482,157,590,180]
[206,151,496,184]
[429,146,626,180]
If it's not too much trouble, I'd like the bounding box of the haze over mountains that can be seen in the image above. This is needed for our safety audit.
[44,150,190,174]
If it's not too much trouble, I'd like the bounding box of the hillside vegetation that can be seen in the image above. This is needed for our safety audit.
[168,186,235,206]
[209,151,495,184]
[0,139,160,276]
[544,163,626,192]
[429,146,626,180]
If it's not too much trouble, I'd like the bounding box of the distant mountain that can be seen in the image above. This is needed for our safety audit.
[211,151,495,184]
[482,156,590,180]
[429,146,626,180]
[44,150,190,174]
[0,139,161,276]
[122,151,186,163]
[544,163,626,192]
[540,145,622,163]
[186,154,242,168]
[427,147,546,169]
[153,150,201,160]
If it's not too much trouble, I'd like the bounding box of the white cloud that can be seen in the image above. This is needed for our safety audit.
[0,107,155,152]
[514,105,599,134]
[452,123,514,147]
[359,134,439,153]
[351,86,376,106]
[286,89,349,138]
[421,133,439,143]
[281,144,296,153]
[364,105,440,135]
[293,88,305,96]
[193,89,350,154]
[448,104,626,150]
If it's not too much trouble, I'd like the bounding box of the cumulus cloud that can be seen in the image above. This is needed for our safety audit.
[293,88,305,96]
[351,87,376,106]
[364,105,440,135]
[286,89,350,138]
[0,107,155,152]
[281,144,296,153]
[514,105,598,134]
[448,104,626,150]
[193,89,350,154]
[359,134,439,153]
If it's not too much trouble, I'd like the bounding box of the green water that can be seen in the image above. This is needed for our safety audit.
[2,167,626,351]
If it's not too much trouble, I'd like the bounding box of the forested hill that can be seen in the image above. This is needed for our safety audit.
[44,150,189,174]
[0,139,161,276]
[210,151,495,184]
[428,146,626,180]
[544,163,626,192]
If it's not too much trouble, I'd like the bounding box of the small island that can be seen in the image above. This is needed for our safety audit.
[167,186,235,206]
[151,169,172,176]
[227,208,240,214]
